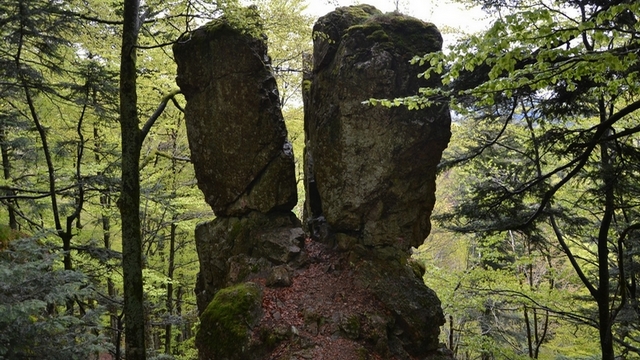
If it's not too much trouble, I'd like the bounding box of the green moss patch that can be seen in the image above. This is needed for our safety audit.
[346,12,442,56]
[176,6,262,44]
[197,282,263,359]
[335,4,382,21]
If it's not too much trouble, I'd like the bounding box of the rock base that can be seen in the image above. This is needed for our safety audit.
[196,239,449,360]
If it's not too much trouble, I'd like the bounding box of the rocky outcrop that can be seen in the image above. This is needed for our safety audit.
[192,211,304,311]
[174,11,297,217]
[173,12,306,360]
[304,5,452,250]
[174,5,452,360]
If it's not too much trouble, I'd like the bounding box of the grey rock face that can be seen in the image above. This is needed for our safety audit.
[353,247,445,355]
[173,13,305,328]
[193,211,303,311]
[173,18,297,217]
[303,6,452,250]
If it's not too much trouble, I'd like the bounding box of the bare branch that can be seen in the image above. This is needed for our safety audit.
[140,89,182,141]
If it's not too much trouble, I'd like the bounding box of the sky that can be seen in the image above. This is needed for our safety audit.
[303,0,493,48]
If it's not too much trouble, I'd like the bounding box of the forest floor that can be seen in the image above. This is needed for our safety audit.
[253,238,413,360]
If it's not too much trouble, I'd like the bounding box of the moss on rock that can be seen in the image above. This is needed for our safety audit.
[196,282,263,359]
[340,314,361,339]
[312,4,383,72]
[344,12,442,61]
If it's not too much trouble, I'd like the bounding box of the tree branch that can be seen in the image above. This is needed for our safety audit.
[140,89,182,141]
[549,214,598,297]
[522,98,640,227]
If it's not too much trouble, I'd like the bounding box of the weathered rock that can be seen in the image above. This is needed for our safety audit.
[177,5,453,360]
[351,246,444,356]
[196,282,263,360]
[173,13,297,217]
[194,211,303,311]
[303,5,452,249]
[265,265,292,287]
[249,241,446,359]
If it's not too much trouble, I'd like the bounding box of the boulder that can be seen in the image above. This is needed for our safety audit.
[196,282,263,360]
[173,13,297,217]
[303,5,452,249]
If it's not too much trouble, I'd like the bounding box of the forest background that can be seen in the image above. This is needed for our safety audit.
[0,0,638,359]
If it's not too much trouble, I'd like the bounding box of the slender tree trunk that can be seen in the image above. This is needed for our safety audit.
[597,99,615,360]
[18,0,86,314]
[118,4,180,358]
[120,0,146,358]
[176,286,184,346]
[116,313,124,360]
[94,124,121,356]
[0,124,17,230]
[524,306,533,358]
[533,308,549,358]
[19,0,78,315]
[164,222,177,354]
[104,196,120,355]
[524,240,534,359]
[597,200,615,360]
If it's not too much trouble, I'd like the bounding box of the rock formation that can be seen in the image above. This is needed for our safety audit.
[303,5,452,251]
[174,5,452,360]
[174,10,297,218]
[173,10,303,315]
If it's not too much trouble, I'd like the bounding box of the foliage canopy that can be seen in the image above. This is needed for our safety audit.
[405,0,640,359]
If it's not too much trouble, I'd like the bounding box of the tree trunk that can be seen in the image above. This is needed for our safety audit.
[524,306,533,358]
[0,124,17,230]
[164,222,177,354]
[115,313,124,360]
[104,194,120,355]
[176,286,185,346]
[94,124,120,353]
[597,99,615,360]
[120,0,146,359]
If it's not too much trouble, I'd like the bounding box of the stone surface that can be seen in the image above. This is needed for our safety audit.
[351,246,444,356]
[173,14,297,217]
[193,239,449,360]
[303,5,452,249]
[265,265,292,287]
[194,211,303,311]
[196,282,263,360]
